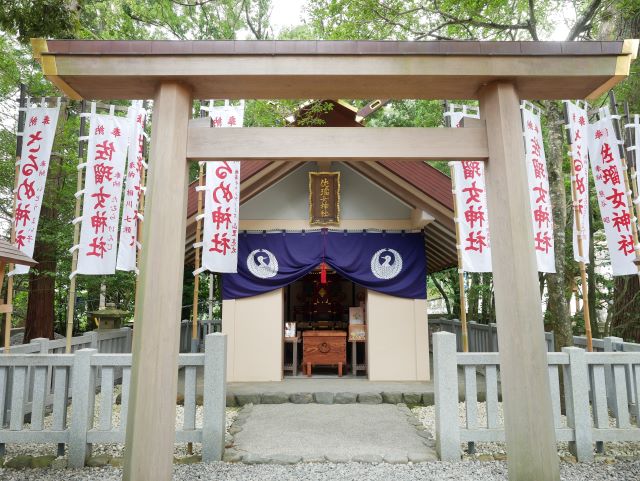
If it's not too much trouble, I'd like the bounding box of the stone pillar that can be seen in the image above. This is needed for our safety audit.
[479,81,560,480]
[123,82,192,481]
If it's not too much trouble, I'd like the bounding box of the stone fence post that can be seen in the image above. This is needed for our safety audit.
[69,348,96,467]
[30,337,50,353]
[86,331,99,351]
[433,332,460,461]
[562,347,593,461]
[603,336,623,416]
[119,327,133,353]
[202,333,227,462]
[489,323,498,352]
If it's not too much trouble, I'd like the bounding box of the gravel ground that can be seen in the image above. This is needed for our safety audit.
[412,402,640,459]
[0,460,639,481]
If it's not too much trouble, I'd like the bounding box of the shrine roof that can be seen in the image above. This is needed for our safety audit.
[0,239,37,266]
[32,39,638,100]
[38,39,631,57]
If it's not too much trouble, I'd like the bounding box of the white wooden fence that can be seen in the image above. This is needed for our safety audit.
[433,332,640,462]
[0,333,227,467]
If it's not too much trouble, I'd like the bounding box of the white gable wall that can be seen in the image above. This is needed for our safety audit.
[240,162,412,222]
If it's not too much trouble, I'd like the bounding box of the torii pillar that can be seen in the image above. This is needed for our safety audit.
[123,82,192,481]
[480,81,560,480]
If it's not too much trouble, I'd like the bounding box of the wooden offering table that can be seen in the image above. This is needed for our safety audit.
[302,330,347,377]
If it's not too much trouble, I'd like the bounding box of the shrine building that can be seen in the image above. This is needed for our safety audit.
[186,100,456,382]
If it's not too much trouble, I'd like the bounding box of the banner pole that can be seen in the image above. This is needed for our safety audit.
[449,163,469,353]
[609,93,640,282]
[191,163,204,351]
[564,103,592,351]
[4,84,27,352]
[66,100,87,353]
[133,102,149,324]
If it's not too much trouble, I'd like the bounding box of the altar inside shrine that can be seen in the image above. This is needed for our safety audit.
[283,268,368,377]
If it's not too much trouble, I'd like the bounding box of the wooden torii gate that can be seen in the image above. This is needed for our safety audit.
[32,38,638,481]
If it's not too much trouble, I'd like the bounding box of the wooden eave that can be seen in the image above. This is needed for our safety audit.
[32,39,638,100]
[0,239,37,266]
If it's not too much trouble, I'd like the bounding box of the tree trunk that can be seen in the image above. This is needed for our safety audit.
[544,101,573,349]
[466,273,480,321]
[430,274,451,315]
[610,276,640,342]
[23,205,56,342]
[480,273,492,323]
[447,269,461,319]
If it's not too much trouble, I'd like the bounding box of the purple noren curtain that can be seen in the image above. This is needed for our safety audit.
[222,231,426,300]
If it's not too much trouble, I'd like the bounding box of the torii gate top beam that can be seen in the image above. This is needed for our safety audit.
[32,39,638,101]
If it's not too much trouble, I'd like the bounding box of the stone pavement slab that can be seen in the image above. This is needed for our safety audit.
[232,404,434,462]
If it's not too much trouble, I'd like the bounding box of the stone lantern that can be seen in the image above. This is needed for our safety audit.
[88,303,130,330]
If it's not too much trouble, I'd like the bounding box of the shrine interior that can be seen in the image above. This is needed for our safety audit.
[283,265,368,377]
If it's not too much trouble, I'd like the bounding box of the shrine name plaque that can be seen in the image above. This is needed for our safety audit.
[302,330,347,377]
[309,171,340,225]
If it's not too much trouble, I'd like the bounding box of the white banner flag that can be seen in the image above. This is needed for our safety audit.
[203,100,245,129]
[12,103,61,275]
[199,161,240,273]
[75,111,131,276]
[521,104,556,273]
[565,101,591,263]
[116,102,147,272]
[588,114,637,276]
[197,100,244,274]
[445,105,492,273]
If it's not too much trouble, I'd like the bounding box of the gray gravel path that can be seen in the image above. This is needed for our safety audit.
[234,404,429,459]
[1,460,639,480]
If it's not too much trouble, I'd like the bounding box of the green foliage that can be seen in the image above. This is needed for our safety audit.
[0,0,80,42]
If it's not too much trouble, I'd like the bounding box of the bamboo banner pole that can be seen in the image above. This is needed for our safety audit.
[132,102,149,324]
[4,84,27,352]
[66,100,88,353]
[191,162,204,352]
[564,102,592,351]
[624,105,640,272]
[449,163,469,353]
[609,93,640,282]
[443,101,469,352]
[187,160,204,457]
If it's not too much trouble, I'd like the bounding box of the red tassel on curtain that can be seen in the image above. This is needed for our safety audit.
[320,262,327,284]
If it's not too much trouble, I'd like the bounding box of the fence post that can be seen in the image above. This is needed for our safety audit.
[30,337,50,353]
[562,347,593,461]
[69,348,96,467]
[433,332,460,461]
[202,333,227,462]
[489,323,498,352]
[85,330,99,351]
[468,321,477,351]
[120,327,132,353]
[604,336,622,416]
